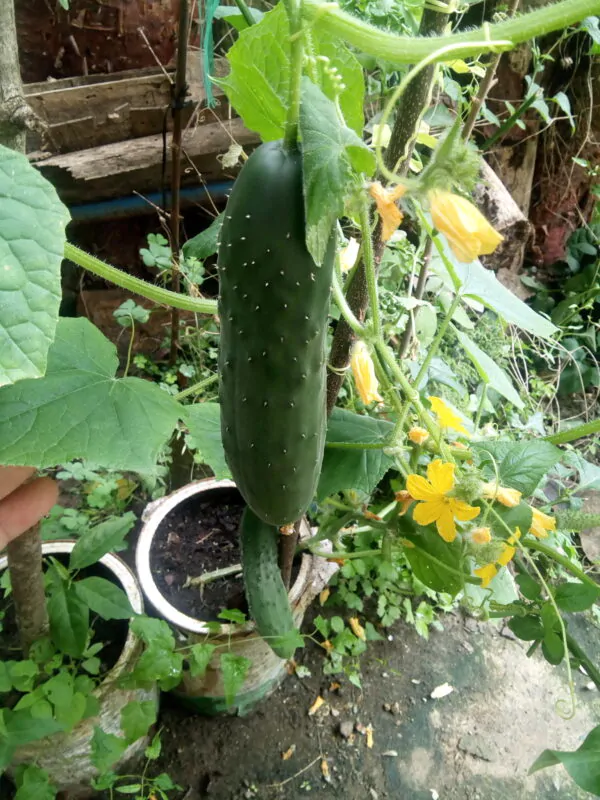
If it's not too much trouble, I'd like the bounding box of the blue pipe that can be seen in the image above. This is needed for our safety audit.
[68,181,234,222]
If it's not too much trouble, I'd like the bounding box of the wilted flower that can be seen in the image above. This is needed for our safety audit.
[530,508,556,539]
[350,341,383,405]
[428,396,470,437]
[429,189,503,263]
[482,481,522,508]
[408,427,429,445]
[369,181,408,242]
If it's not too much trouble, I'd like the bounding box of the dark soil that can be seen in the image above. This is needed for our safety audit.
[149,492,246,621]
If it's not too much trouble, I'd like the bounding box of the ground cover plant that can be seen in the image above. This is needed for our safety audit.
[1,0,600,795]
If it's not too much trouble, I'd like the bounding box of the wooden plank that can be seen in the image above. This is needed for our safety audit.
[36,118,259,204]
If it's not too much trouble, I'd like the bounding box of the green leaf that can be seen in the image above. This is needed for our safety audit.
[91,727,129,773]
[218,608,247,624]
[7,660,38,692]
[0,144,69,386]
[515,572,541,601]
[131,646,184,692]
[153,773,179,791]
[188,643,216,678]
[69,512,136,570]
[454,328,524,409]
[220,652,251,706]
[318,409,395,500]
[3,707,64,747]
[300,77,375,265]
[145,732,162,760]
[14,764,57,800]
[131,616,175,650]
[554,581,600,612]
[530,724,600,794]
[184,402,231,480]
[215,5,365,142]
[474,440,561,496]
[43,671,73,710]
[0,662,11,693]
[0,318,181,472]
[214,5,264,30]
[182,213,224,262]
[74,576,134,620]
[47,573,89,658]
[431,242,557,340]
[508,615,543,641]
[120,700,157,743]
[542,631,565,665]
[401,520,465,597]
[114,784,142,795]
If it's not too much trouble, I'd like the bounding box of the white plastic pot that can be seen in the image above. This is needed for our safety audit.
[136,478,337,715]
[0,541,158,799]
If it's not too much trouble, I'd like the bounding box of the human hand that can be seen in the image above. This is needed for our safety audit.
[0,467,58,550]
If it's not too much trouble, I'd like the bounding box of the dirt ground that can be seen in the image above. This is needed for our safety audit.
[142,610,600,800]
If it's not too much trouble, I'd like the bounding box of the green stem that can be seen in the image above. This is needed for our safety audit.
[524,538,600,590]
[233,0,257,26]
[123,318,135,378]
[326,440,389,450]
[359,195,381,338]
[544,418,600,445]
[474,383,488,430]
[566,632,600,691]
[481,92,538,151]
[332,270,365,336]
[175,373,219,401]
[65,243,218,315]
[283,0,304,149]
[301,0,598,65]
[414,294,461,388]
[311,548,382,560]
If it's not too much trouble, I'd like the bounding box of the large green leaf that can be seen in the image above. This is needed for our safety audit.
[220,652,251,706]
[431,241,557,340]
[0,146,69,386]
[473,440,561,496]
[184,402,231,479]
[69,513,136,570]
[0,318,181,471]
[454,328,524,409]
[120,700,157,743]
[47,578,89,658]
[530,725,600,795]
[215,5,364,141]
[399,519,465,597]
[554,581,600,612]
[74,577,135,620]
[90,727,128,773]
[300,78,375,265]
[318,409,394,500]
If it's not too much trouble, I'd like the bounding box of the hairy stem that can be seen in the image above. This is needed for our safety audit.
[6,525,49,656]
[283,0,304,149]
[544,418,600,445]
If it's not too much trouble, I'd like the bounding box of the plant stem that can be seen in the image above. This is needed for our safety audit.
[6,524,49,656]
[123,319,136,377]
[359,196,381,338]
[544,418,600,445]
[301,0,597,65]
[175,373,219,401]
[399,239,433,359]
[233,0,257,26]
[283,0,303,149]
[326,440,389,450]
[65,244,218,315]
[566,631,600,691]
[169,0,190,364]
[279,520,301,591]
[414,294,461,388]
[462,0,521,141]
[312,548,383,560]
[185,563,242,588]
[331,271,365,336]
[481,92,537,151]
[524,538,600,590]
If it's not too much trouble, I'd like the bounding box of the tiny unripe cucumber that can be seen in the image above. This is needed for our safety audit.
[240,507,299,659]
[218,140,335,526]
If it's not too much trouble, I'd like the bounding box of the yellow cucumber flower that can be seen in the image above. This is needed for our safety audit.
[340,237,360,273]
[408,426,429,445]
[529,508,556,539]
[475,528,521,587]
[350,341,383,405]
[482,481,522,508]
[474,563,498,587]
[369,181,408,242]
[471,526,492,544]
[406,459,480,543]
[394,490,413,516]
[428,396,470,437]
[429,189,503,263]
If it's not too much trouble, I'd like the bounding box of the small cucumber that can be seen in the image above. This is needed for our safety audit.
[240,507,301,660]
[218,140,335,526]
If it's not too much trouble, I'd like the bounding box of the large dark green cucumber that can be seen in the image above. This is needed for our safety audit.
[218,140,335,526]
[240,507,300,659]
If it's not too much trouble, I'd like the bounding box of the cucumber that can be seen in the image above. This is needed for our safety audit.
[218,140,335,526]
[240,507,300,659]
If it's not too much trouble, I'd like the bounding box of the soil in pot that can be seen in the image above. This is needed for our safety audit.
[148,489,302,622]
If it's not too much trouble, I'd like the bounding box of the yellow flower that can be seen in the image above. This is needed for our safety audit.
[406,459,480,542]
[482,481,522,508]
[369,181,408,242]
[350,341,383,405]
[429,189,504,263]
[394,490,413,516]
[408,426,429,445]
[428,396,470,437]
[471,526,492,544]
[530,508,556,539]
[475,528,521,586]
[474,563,498,588]
[340,237,360,273]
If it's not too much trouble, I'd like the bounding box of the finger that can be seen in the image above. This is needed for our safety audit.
[0,466,36,503]
[0,477,59,550]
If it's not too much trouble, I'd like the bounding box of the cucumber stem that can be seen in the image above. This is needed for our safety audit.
[544,418,600,445]
[283,0,304,149]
